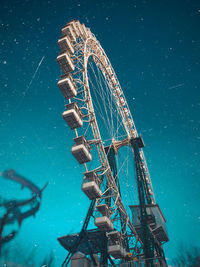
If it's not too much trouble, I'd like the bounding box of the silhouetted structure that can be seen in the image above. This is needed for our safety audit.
[0,169,47,254]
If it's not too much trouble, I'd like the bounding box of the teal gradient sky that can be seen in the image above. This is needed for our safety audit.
[0,0,200,265]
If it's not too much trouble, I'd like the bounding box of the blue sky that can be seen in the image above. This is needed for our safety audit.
[0,0,200,265]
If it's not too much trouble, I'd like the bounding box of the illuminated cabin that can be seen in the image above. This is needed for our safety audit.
[62,24,76,42]
[82,171,102,200]
[71,136,92,164]
[129,204,169,243]
[58,36,74,54]
[62,102,82,130]
[94,204,113,231]
[57,51,75,73]
[58,74,77,99]
[107,231,126,259]
[67,21,80,38]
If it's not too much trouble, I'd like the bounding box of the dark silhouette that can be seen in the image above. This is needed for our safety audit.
[0,169,48,254]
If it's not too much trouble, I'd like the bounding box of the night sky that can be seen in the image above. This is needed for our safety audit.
[0,0,200,266]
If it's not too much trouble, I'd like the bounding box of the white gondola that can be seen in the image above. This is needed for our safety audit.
[107,231,126,259]
[58,36,74,54]
[71,136,92,164]
[95,204,113,231]
[62,102,82,130]
[62,25,76,42]
[82,171,102,199]
[82,181,101,199]
[57,74,77,99]
[96,203,110,216]
[67,21,79,38]
[94,216,113,231]
[57,52,75,73]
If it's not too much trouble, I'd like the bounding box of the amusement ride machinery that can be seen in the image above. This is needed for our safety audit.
[56,20,169,267]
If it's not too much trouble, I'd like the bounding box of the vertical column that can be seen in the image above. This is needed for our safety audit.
[130,139,154,267]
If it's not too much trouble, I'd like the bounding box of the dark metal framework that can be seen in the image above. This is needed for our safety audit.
[131,138,167,267]
[60,147,121,267]
[59,138,168,266]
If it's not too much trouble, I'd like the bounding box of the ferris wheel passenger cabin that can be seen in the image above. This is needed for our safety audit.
[57,74,77,99]
[81,170,102,200]
[58,36,74,54]
[71,136,92,164]
[107,231,127,259]
[95,204,114,231]
[62,24,76,42]
[56,51,75,73]
[62,102,83,130]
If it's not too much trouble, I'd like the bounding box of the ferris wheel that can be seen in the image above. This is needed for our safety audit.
[56,20,168,267]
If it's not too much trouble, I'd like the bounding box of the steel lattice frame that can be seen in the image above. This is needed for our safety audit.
[56,20,166,264]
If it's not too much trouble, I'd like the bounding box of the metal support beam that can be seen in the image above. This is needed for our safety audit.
[100,233,108,266]
[130,139,154,267]
[62,200,96,267]
[104,145,129,252]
